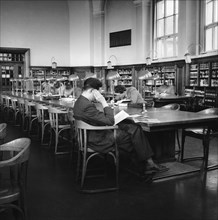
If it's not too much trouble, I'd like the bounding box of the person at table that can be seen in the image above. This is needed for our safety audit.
[63,80,74,97]
[42,80,52,94]
[52,81,65,96]
[63,80,82,98]
[155,83,176,97]
[114,85,145,104]
[72,78,168,180]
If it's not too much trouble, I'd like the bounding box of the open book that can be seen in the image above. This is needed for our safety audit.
[114,110,159,125]
[114,110,130,125]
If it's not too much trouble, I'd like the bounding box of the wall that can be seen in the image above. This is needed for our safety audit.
[68,0,92,66]
[0,0,70,66]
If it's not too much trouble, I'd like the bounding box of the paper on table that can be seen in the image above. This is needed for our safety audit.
[114,110,130,125]
[132,116,159,123]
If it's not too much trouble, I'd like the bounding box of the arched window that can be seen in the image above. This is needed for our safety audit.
[154,0,178,59]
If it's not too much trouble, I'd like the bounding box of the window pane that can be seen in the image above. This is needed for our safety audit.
[206,28,213,51]
[166,0,174,16]
[166,37,174,57]
[157,19,164,37]
[175,14,178,33]
[157,0,164,19]
[175,0,178,14]
[214,26,218,49]
[165,16,174,35]
[214,0,218,22]
[157,39,164,58]
[206,1,213,25]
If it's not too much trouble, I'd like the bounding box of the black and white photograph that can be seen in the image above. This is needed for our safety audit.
[0,0,218,219]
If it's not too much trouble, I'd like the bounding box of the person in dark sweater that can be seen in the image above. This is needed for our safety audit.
[73,78,168,179]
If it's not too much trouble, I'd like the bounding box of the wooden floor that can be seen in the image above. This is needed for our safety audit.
[0,118,218,220]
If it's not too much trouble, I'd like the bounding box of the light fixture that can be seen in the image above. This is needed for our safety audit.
[51,57,57,69]
[82,72,97,80]
[138,69,152,80]
[68,74,79,99]
[56,75,67,81]
[106,70,120,80]
[106,70,120,104]
[184,43,204,64]
[68,74,79,81]
[146,50,158,66]
[107,55,118,69]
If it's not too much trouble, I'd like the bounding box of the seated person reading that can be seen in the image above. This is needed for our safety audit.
[114,85,145,104]
[155,83,176,97]
[51,81,65,96]
[72,78,168,180]
[63,80,82,98]
[63,80,74,97]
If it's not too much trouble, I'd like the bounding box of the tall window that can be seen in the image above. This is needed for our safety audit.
[154,0,178,58]
[205,0,218,51]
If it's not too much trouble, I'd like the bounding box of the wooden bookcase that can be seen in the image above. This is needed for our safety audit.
[0,47,30,92]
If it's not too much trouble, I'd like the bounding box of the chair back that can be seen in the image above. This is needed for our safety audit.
[35,103,48,123]
[11,98,18,111]
[0,138,31,218]
[0,123,7,142]
[24,100,35,116]
[161,103,180,111]
[0,138,30,168]
[75,120,118,151]
[48,106,68,128]
[17,98,25,114]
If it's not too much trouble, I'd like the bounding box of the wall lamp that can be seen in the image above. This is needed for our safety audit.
[51,57,57,69]
[146,50,158,66]
[184,43,205,64]
[107,55,118,69]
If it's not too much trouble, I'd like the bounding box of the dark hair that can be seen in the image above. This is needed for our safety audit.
[114,85,126,94]
[83,78,102,90]
[54,81,61,88]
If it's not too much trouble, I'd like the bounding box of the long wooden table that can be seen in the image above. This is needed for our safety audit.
[3,92,218,179]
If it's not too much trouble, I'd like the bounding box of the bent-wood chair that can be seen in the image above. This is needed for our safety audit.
[75,120,119,193]
[0,138,31,220]
[180,108,218,171]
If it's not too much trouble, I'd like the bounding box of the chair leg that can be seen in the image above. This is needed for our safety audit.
[180,131,186,162]
[202,137,210,170]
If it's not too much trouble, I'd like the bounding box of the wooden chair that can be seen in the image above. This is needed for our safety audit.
[180,108,218,171]
[48,106,71,154]
[35,103,50,145]
[17,98,26,129]
[24,100,37,135]
[0,123,7,145]
[11,98,19,125]
[161,103,181,157]
[0,138,31,220]
[75,120,119,193]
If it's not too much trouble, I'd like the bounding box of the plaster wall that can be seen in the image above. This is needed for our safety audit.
[0,0,70,66]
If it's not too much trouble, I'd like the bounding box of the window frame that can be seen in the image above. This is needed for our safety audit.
[154,0,178,59]
[204,0,218,52]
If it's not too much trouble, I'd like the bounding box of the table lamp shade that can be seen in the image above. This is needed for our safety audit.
[69,74,79,81]
[106,70,120,80]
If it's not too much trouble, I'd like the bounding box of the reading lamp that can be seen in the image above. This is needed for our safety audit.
[69,74,79,99]
[184,43,204,64]
[107,55,118,69]
[106,70,121,104]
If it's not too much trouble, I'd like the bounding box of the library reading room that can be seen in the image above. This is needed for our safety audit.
[0,0,218,220]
